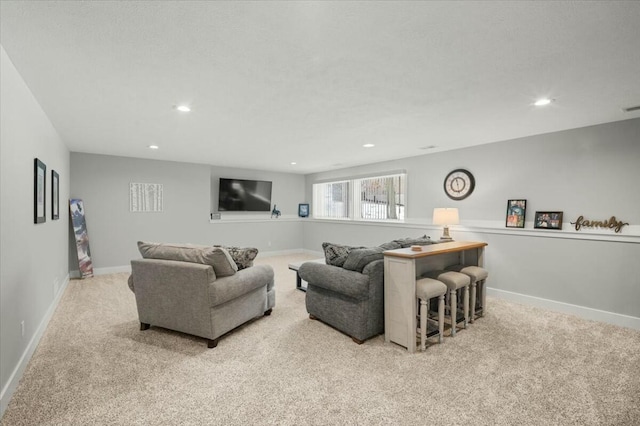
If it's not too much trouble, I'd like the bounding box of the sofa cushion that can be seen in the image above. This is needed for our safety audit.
[299,262,371,300]
[137,241,238,277]
[343,247,384,272]
[209,264,274,307]
[215,246,258,270]
[393,235,433,248]
[378,241,402,250]
[322,242,364,267]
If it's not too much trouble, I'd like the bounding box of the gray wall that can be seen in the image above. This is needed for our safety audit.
[303,119,640,320]
[210,166,307,218]
[70,153,306,270]
[0,46,70,414]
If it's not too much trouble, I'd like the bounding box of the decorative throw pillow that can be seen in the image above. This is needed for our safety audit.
[343,247,384,272]
[393,235,433,248]
[137,241,238,277]
[322,242,364,267]
[214,246,259,270]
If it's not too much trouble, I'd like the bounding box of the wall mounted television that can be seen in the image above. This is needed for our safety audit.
[218,178,273,212]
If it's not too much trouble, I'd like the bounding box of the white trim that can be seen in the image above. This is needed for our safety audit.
[0,274,70,417]
[79,250,324,274]
[487,287,640,330]
[304,218,640,244]
[94,265,131,275]
[70,265,132,278]
[209,215,303,224]
[259,248,311,257]
[313,169,407,184]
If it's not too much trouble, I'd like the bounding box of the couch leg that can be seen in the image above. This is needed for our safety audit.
[309,314,317,320]
[207,338,219,349]
[140,322,150,330]
[264,308,272,316]
[352,337,364,345]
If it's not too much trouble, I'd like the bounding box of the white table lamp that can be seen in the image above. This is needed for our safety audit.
[433,208,459,242]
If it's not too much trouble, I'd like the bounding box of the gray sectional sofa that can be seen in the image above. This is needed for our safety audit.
[128,242,275,348]
[299,236,433,343]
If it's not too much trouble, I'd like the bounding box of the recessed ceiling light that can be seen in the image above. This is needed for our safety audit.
[534,98,553,106]
[290,162,297,165]
[363,143,375,148]
[176,105,191,112]
[148,145,159,150]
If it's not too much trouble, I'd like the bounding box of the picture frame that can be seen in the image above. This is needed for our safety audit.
[51,170,60,220]
[505,199,526,228]
[34,158,46,224]
[534,211,563,230]
[298,203,309,218]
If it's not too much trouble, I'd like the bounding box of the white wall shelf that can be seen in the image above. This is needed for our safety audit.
[209,215,305,224]
[304,218,640,244]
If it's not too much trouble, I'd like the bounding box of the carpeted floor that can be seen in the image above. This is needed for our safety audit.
[2,253,640,425]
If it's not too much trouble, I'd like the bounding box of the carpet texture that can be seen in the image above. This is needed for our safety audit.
[2,253,639,425]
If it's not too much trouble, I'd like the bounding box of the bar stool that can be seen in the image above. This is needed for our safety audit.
[422,271,470,336]
[415,278,447,351]
[446,265,488,322]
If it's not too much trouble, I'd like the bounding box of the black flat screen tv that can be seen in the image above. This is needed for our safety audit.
[218,178,272,212]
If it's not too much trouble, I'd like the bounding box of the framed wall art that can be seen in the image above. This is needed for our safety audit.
[34,158,46,224]
[534,211,563,230]
[298,203,309,218]
[51,170,60,220]
[505,199,526,228]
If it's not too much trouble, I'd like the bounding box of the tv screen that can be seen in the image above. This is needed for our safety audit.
[218,178,272,212]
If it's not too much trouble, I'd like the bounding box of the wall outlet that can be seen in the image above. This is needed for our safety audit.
[268,241,272,247]
[21,321,25,337]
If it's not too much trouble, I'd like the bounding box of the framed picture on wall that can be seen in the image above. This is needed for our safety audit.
[52,170,60,220]
[34,158,46,224]
[534,211,563,230]
[505,199,526,228]
[298,203,309,218]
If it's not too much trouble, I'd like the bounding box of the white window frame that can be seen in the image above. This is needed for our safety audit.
[312,171,407,222]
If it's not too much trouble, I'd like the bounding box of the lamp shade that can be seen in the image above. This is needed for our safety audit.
[433,208,459,226]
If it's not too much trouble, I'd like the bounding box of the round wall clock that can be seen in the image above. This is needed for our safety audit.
[444,169,475,200]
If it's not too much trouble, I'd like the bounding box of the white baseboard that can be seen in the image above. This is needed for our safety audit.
[260,248,310,257]
[260,248,324,258]
[69,252,322,276]
[70,265,131,278]
[0,274,70,417]
[300,249,324,258]
[487,287,640,331]
[94,265,131,275]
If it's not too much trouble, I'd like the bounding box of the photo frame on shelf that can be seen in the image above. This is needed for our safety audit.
[298,203,309,218]
[51,170,60,220]
[534,211,563,230]
[34,158,46,224]
[505,199,526,228]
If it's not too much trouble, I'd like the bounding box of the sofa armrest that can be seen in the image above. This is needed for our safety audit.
[361,259,384,286]
[298,262,370,300]
[130,259,216,335]
[209,264,274,307]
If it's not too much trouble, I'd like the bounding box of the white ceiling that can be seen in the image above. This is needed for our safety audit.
[1,1,639,174]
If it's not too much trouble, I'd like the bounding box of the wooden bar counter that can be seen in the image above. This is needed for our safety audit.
[383,241,487,353]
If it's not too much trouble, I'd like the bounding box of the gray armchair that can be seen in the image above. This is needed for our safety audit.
[128,242,275,348]
[298,259,384,344]
[298,237,434,344]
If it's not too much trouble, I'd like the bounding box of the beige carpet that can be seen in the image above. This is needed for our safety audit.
[2,253,640,426]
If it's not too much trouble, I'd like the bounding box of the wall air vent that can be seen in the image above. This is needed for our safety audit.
[622,105,640,113]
